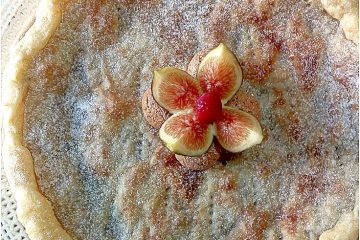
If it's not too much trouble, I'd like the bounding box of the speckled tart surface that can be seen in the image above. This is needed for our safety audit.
[3,0,359,239]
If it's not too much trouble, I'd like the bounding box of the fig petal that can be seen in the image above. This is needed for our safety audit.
[152,67,201,113]
[159,110,214,156]
[215,106,263,153]
[197,43,242,104]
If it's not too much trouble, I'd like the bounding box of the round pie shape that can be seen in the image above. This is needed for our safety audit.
[3,0,359,239]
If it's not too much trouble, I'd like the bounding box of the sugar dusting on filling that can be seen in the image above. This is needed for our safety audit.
[23,0,358,239]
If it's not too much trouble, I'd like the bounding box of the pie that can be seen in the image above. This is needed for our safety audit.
[2,0,359,239]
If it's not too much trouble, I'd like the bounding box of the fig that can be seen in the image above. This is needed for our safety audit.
[215,106,263,153]
[197,43,242,104]
[159,110,214,156]
[152,67,201,113]
[152,43,262,160]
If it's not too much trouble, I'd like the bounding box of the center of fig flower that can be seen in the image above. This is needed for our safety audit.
[195,92,223,124]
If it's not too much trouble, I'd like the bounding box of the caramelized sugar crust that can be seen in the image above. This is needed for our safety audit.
[23,0,358,239]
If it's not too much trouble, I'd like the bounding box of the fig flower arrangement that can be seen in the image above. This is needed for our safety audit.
[144,43,263,170]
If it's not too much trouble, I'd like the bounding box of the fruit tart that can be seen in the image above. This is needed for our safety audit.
[2,0,358,239]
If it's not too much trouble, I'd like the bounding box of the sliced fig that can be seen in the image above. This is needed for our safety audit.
[159,110,214,156]
[175,142,221,171]
[152,67,202,113]
[215,106,263,153]
[197,43,242,104]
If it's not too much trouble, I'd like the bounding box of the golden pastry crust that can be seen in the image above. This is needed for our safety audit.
[319,0,359,44]
[3,0,359,239]
[319,190,359,240]
[2,0,71,239]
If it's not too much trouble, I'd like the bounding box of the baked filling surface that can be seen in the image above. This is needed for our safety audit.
[14,0,359,239]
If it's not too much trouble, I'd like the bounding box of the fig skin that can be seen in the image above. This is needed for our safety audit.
[175,142,221,171]
[142,87,171,129]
